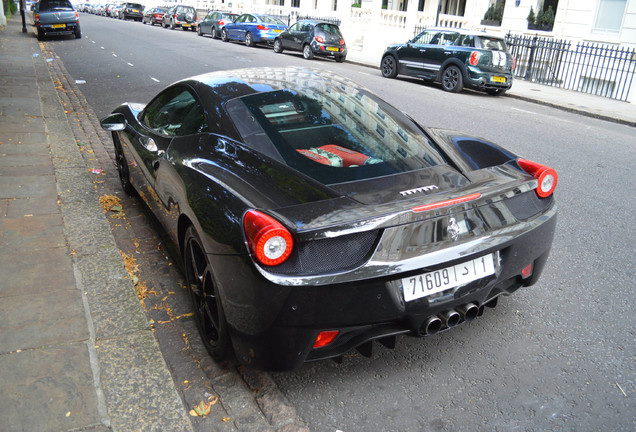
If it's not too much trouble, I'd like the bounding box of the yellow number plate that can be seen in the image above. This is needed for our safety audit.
[51,23,66,28]
[491,76,506,83]
[326,47,339,52]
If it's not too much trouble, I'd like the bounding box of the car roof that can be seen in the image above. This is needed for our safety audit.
[421,26,504,39]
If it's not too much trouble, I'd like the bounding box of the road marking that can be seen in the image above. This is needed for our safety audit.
[127,62,134,67]
[112,53,117,57]
[151,77,160,82]
[100,46,104,49]
[511,107,537,115]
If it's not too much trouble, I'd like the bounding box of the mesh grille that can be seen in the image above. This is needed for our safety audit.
[267,230,380,276]
[505,191,553,221]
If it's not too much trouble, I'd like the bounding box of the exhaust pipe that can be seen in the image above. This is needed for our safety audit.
[420,316,442,335]
[439,310,461,328]
[457,303,479,322]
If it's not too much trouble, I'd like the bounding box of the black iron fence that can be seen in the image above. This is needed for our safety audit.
[505,33,636,102]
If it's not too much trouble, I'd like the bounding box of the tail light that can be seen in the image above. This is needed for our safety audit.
[217,20,225,25]
[315,36,325,43]
[256,24,269,30]
[340,39,345,45]
[469,51,480,66]
[517,159,558,198]
[512,56,517,71]
[243,210,293,266]
[313,330,339,348]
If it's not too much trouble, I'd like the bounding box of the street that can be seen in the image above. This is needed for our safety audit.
[45,13,635,431]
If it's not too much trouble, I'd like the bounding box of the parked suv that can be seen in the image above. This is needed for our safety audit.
[274,20,347,63]
[34,0,81,40]
[380,28,514,95]
[163,5,198,31]
[119,2,143,21]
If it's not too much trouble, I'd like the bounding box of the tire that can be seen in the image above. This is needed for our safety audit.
[183,225,232,361]
[221,28,229,42]
[37,28,44,41]
[245,32,254,47]
[381,55,398,78]
[170,21,175,30]
[273,38,283,54]
[335,54,345,63]
[303,44,314,60]
[211,27,217,39]
[197,25,202,36]
[441,65,464,93]
[114,140,136,196]
[75,29,82,39]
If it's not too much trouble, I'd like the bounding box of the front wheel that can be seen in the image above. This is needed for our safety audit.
[245,32,255,47]
[273,38,283,53]
[381,55,398,78]
[221,28,229,42]
[441,65,464,93]
[183,226,232,361]
[303,44,314,60]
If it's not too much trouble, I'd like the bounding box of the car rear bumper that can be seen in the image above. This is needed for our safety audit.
[310,41,347,57]
[466,67,513,90]
[213,202,557,371]
[37,22,79,35]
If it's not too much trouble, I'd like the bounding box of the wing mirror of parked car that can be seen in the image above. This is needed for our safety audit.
[100,113,127,131]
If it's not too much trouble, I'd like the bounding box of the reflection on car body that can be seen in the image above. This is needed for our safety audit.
[100,67,557,371]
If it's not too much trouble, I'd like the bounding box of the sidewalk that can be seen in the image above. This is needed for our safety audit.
[0,16,193,432]
[346,49,636,127]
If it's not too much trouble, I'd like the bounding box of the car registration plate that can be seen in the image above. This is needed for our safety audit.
[52,23,65,28]
[132,9,139,12]
[273,29,282,33]
[183,23,190,27]
[327,47,339,52]
[402,254,496,302]
[491,76,506,83]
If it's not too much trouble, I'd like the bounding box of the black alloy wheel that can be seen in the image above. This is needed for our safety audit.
[273,38,283,53]
[114,141,135,195]
[381,55,398,78]
[183,226,231,361]
[442,65,464,93]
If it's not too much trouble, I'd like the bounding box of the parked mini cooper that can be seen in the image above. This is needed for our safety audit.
[381,28,514,95]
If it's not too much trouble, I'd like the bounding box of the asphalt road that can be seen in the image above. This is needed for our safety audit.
[46,13,635,431]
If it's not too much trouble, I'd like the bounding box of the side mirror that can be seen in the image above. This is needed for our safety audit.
[100,113,127,131]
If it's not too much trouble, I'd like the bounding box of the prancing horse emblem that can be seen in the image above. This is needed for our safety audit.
[447,217,461,240]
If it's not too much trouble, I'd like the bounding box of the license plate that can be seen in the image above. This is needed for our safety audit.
[51,23,65,28]
[402,254,496,302]
[273,29,282,33]
[327,47,339,52]
[132,9,139,12]
[182,23,190,27]
[491,76,506,83]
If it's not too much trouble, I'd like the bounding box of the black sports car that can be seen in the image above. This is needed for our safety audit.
[101,67,557,371]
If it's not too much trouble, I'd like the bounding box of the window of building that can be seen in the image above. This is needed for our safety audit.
[594,0,627,33]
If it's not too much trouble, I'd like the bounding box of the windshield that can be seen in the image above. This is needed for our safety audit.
[226,86,448,185]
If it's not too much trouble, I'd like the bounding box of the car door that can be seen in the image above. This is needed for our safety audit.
[396,29,441,78]
[421,30,461,74]
[128,86,207,218]
[280,22,301,50]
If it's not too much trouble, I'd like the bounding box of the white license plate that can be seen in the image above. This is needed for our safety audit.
[402,254,496,302]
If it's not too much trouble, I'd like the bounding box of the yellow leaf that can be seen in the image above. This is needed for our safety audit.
[222,417,230,422]
[193,400,212,417]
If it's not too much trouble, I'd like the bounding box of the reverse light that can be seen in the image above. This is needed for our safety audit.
[469,51,480,66]
[411,193,481,213]
[517,159,558,198]
[243,210,293,266]
[313,330,339,348]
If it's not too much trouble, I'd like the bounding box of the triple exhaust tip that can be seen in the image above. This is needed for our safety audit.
[420,303,480,336]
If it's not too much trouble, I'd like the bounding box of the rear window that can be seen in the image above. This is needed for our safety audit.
[39,0,74,11]
[125,3,143,8]
[476,36,508,51]
[226,86,448,184]
[316,23,343,37]
[260,15,286,26]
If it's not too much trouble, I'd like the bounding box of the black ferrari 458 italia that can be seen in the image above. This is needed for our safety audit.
[101,67,557,371]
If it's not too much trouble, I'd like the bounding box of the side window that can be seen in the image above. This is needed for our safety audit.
[289,22,301,32]
[441,32,460,45]
[141,87,208,136]
[413,30,439,45]
[301,23,312,32]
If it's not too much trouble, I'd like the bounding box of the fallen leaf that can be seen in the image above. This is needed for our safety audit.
[192,400,212,417]
[222,417,230,422]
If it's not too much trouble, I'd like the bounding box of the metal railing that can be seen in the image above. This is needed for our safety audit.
[505,33,636,102]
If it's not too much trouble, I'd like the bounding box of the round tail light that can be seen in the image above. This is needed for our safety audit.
[517,159,558,198]
[243,210,293,266]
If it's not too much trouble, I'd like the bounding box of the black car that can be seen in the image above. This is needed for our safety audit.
[100,67,557,371]
[274,19,347,62]
[163,5,198,31]
[381,27,514,95]
[33,0,81,40]
[197,10,237,38]
[119,2,143,21]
